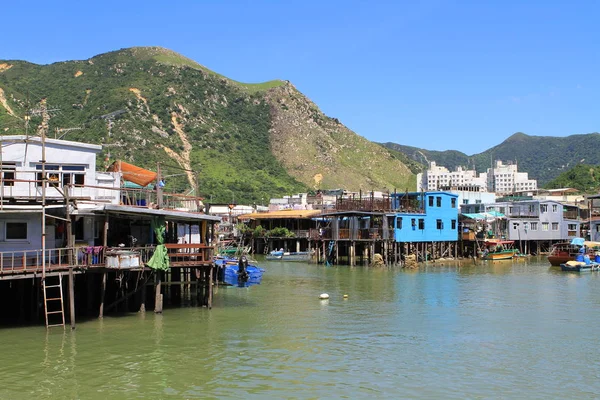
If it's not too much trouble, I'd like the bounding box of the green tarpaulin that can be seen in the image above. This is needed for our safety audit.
[147,216,170,271]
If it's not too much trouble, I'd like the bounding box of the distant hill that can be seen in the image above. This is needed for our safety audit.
[545,164,600,192]
[0,47,416,204]
[381,132,600,186]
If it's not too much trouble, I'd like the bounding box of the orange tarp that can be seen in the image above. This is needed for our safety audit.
[108,160,157,187]
[238,209,322,220]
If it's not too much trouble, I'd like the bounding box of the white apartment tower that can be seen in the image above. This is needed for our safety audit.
[486,160,537,194]
[417,162,488,192]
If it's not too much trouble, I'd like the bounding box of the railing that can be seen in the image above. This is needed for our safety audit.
[1,178,204,212]
[0,246,159,275]
[165,244,214,266]
[0,247,103,274]
[335,198,393,212]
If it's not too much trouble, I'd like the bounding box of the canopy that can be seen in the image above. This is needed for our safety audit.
[462,211,505,221]
[108,160,157,187]
[238,210,322,220]
[570,237,585,246]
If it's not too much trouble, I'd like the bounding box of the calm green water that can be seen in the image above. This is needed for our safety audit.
[1,257,600,399]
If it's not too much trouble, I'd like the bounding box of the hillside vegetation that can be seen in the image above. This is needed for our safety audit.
[0,47,416,204]
[382,132,600,186]
[545,164,600,192]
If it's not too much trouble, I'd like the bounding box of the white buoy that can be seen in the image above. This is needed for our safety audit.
[319,293,330,299]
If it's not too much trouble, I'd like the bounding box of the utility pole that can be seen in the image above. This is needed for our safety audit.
[39,98,49,280]
[156,163,163,208]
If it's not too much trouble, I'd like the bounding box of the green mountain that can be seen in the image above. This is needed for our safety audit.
[545,164,600,192]
[381,132,600,186]
[0,47,415,204]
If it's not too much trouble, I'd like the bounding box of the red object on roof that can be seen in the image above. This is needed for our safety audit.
[108,160,157,187]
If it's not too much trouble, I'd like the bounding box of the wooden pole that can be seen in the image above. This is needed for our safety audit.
[154,272,163,313]
[139,270,146,313]
[208,266,213,309]
[99,271,107,318]
[68,267,76,329]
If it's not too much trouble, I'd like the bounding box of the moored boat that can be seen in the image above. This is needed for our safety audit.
[266,249,314,262]
[560,260,600,272]
[481,240,520,260]
[548,238,600,266]
[214,255,264,287]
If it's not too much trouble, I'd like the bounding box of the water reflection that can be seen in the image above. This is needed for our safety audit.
[1,257,600,398]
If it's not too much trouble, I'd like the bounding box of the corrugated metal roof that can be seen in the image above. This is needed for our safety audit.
[238,210,322,220]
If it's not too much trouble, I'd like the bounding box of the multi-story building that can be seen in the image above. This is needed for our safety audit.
[462,200,580,241]
[417,162,488,192]
[486,160,537,195]
[391,191,459,242]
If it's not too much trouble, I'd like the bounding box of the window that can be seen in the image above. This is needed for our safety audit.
[463,199,469,205]
[418,219,425,230]
[509,207,513,214]
[529,204,534,212]
[568,224,577,230]
[552,204,557,212]
[37,172,60,187]
[63,173,85,186]
[94,220,102,239]
[1,162,16,186]
[34,164,86,187]
[428,197,434,207]
[411,218,416,230]
[540,204,548,213]
[436,197,441,207]
[451,198,456,208]
[436,219,443,229]
[6,222,27,240]
[530,222,538,231]
[451,219,456,229]
[552,222,559,231]
[397,217,403,230]
[542,222,549,231]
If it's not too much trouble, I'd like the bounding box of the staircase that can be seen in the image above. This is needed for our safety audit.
[43,273,65,328]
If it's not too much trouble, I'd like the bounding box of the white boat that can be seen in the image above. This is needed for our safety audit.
[266,249,314,262]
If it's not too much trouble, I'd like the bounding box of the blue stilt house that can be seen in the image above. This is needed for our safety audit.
[390,191,459,242]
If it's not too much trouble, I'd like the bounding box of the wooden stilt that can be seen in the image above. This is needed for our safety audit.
[68,267,75,330]
[139,271,146,313]
[99,271,107,318]
[208,266,213,309]
[154,272,163,313]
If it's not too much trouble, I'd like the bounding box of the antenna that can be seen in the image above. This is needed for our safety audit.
[55,126,83,140]
[97,109,126,168]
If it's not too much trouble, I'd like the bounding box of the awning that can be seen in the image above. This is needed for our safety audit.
[108,160,157,187]
[462,212,505,221]
[238,209,322,220]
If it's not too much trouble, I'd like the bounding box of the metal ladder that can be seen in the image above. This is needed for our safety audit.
[43,273,65,328]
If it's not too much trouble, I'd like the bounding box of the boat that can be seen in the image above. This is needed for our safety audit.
[560,260,600,272]
[481,240,520,260]
[217,240,251,257]
[266,249,314,262]
[214,255,264,287]
[548,238,600,266]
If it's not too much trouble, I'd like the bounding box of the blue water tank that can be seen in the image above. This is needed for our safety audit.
[576,254,584,262]
[583,255,591,265]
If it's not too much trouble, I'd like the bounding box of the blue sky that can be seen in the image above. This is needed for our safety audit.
[2,0,598,155]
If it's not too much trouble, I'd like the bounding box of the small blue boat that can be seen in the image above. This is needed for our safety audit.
[560,262,600,272]
[214,256,265,286]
